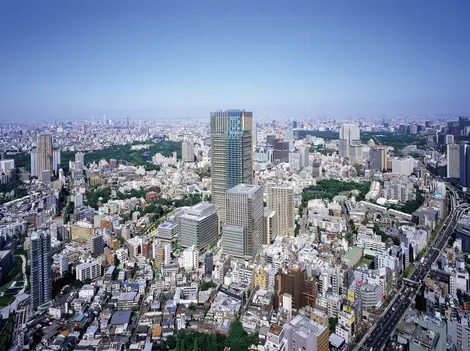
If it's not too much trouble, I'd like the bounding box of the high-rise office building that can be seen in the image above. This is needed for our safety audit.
[391,157,415,176]
[222,184,263,258]
[252,121,257,150]
[264,209,277,244]
[273,140,290,163]
[339,123,361,163]
[447,144,460,179]
[459,143,470,187]
[52,149,61,175]
[299,146,309,170]
[30,150,38,177]
[348,142,363,164]
[36,134,53,176]
[29,229,52,310]
[177,202,218,250]
[181,141,195,162]
[369,146,388,171]
[210,110,253,225]
[75,152,85,169]
[267,185,294,237]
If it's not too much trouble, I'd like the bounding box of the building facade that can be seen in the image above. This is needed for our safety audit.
[181,141,195,162]
[267,185,294,237]
[339,123,360,160]
[37,133,53,176]
[29,229,52,310]
[177,202,218,250]
[369,146,388,171]
[210,110,253,225]
[447,143,460,179]
[223,184,263,258]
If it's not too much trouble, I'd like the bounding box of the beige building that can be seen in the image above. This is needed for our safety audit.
[252,264,269,289]
[70,221,94,243]
[267,185,294,237]
[37,133,53,176]
[210,110,253,226]
[222,184,263,258]
[264,208,277,244]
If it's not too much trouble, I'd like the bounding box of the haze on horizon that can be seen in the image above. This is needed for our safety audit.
[1,0,469,122]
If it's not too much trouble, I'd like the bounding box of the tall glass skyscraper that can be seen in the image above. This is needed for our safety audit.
[210,110,253,225]
[29,229,52,310]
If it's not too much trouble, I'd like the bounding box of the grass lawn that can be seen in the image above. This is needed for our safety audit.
[356,257,374,269]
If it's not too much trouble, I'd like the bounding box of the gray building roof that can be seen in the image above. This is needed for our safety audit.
[110,310,132,325]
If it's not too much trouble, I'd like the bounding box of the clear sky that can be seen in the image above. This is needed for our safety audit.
[1,0,469,121]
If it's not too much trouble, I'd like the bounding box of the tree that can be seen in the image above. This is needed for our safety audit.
[193,337,199,351]
[328,317,338,332]
[210,333,217,349]
[199,280,217,291]
[225,320,258,351]
[166,336,176,350]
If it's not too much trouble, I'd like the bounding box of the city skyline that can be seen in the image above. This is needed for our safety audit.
[1,0,470,122]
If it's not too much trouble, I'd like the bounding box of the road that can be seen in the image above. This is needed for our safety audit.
[357,187,466,351]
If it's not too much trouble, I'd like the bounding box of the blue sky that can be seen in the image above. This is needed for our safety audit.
[0,0,469,121]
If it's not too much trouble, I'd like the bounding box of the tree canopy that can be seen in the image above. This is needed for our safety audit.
[167,331,226,351]
[299,179,370,216]
[225,320,259,351]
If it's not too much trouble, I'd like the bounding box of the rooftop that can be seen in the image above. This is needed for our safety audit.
[110,311,132,326]
[227,184,261,195]
[268,324,283,336]
[344,246,363,260]
[288,315,327,337]
[159,220,178,229]
[329,333,345,347]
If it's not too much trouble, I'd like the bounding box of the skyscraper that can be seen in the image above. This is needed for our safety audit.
[29,229,52,310]
[267,185,294,237]
[210,110,253,225]
[459,143,470,188]
[30,150,38,177]
[181,141,195,162]
[52,149,61,175]
[75,152,85,170]
[222,184,263,258]
[369,146,388,171]
[447,143,460,179]
[339,123,361,161]
[37,134,53,176]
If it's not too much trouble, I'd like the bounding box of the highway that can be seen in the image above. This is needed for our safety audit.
[357,187,467,351]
